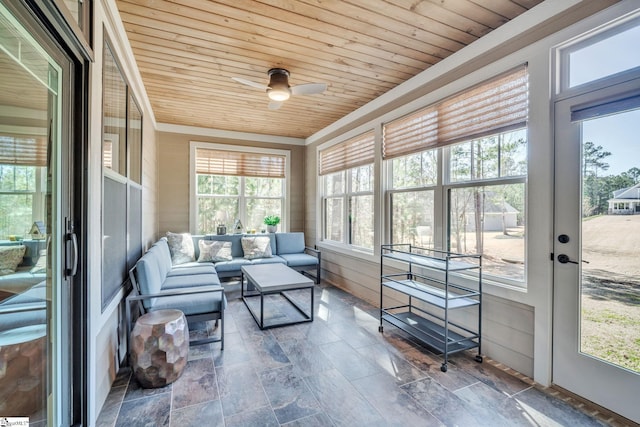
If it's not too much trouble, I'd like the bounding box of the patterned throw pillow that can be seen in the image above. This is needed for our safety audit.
[198,240,232,262]
[0,245,26,275]
[166,232,195,265]
[241,236,273,260]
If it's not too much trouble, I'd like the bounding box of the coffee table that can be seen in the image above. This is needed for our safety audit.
[241,263,314,330]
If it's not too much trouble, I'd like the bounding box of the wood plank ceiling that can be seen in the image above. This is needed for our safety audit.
[116,0,545,139]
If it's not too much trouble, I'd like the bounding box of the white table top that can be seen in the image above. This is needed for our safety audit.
[241,263,314,292]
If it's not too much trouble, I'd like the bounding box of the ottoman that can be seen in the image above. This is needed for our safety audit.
[130,309,189,388]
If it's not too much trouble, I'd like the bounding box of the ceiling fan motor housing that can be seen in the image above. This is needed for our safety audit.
[267,68,291,100]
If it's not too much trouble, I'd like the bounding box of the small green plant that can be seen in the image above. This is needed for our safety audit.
[263,215,280,226]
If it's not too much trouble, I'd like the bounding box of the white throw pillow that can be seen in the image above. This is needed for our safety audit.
[198,240,232,262]
[166,232,195,265]
[241,236,273,260]
[0,245,26,275]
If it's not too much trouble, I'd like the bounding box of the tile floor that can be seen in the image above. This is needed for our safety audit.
[97,281,632,427]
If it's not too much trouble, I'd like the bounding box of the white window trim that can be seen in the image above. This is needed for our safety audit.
[189,141,291,234]
[317,126,378,258]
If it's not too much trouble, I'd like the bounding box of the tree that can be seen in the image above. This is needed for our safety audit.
[582,141,611,216]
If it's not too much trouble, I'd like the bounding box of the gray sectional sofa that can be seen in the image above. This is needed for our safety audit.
[191,232,321,283]
[126,231,320,349]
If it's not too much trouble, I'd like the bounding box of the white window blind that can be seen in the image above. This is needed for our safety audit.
[319,131,375,176]
[195,148,286,178]
[0,135,47,166]
[383,65,528,159]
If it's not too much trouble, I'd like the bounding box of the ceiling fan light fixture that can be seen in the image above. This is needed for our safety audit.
[267,86,291,101]
[267,68,291,101]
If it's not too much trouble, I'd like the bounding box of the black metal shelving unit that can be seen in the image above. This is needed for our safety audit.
[379,244,483,372]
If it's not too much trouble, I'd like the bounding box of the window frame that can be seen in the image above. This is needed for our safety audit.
[189,141,291,235]
[382,67,529,288]
[322,164,375,250]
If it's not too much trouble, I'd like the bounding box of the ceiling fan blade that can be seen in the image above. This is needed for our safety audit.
[268,101,283,110]
[291,83,327,96]
[231,76,268,90]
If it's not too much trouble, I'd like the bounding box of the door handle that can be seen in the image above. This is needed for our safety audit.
[557,254,589,264]
[557,254,577,264]
[66,220,78,277]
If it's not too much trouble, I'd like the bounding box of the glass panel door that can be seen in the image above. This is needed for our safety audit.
[553,78,640,423]
[0,2,68,423]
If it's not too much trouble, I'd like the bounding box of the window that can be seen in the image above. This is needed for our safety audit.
[561,18,640,90]
[384,66,528,284]
[320,131,375,250]
[0,164,44,239]
[192,144,288,234]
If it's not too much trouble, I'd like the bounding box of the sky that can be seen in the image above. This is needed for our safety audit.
[570,24,640,176]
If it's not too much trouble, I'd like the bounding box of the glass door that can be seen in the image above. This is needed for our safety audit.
[553,78,640,423]
[0,2,76,424]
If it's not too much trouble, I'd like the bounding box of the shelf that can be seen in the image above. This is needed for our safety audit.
[382,279,479,309]
[380,244,482,371]
[381,312,478,355]
[382,251,479,272]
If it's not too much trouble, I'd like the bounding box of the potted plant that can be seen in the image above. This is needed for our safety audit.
[263,215,280,233]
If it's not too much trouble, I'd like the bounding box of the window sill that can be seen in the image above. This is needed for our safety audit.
[316,240,377,263]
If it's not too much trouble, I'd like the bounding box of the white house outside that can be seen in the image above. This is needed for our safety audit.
[608,183,640,214]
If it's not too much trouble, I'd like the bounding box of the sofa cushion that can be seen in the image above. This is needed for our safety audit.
[0,245,26,276]
[249,255,286,266]
[241,236,272,259]
[167,264,217,277]
[162,273,221,290]
[136,254,163,296]
[211,257,251,273]
[198,240,232,262]
[279,253,319,267]
[148,289,227,316]
[275,232,306,255]
[166,232,195,265]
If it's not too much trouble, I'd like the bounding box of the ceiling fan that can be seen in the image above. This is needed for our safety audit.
[232,68,327,110]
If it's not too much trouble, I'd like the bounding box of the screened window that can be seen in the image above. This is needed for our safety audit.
[320,132,375,250]
[384,66,528,284]
[193,145,288,234]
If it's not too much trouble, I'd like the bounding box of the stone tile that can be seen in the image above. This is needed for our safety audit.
[352,373,443,426]
[402,377,484,426]
[172,357,218,410]
[95,385,126,427]
[449,352,530,397]
[224,405,279,427]
[279,339,335,378]
[294,319,341,345]
[212,331,253,368]
[356,342,428,386]
[170,400,224,427]
[123,375,172,402]
[115,393,171,427]
[279,412,335,427]
[304,368,385,426]
[511,387,607,426]
[243,332,291,371]
[259,365,322,424]
[318,340,382,380]
[454,381,530,426]
[324,318,382,349]
[216,362,269,416]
